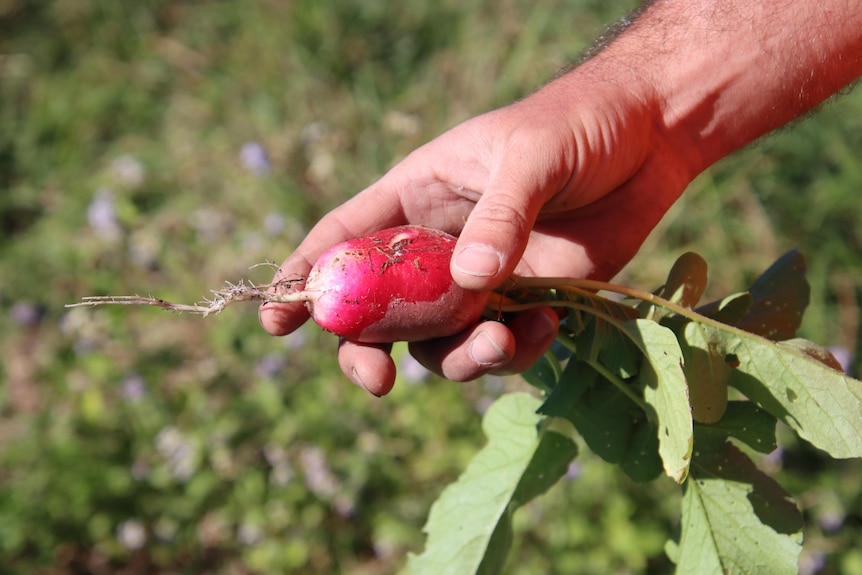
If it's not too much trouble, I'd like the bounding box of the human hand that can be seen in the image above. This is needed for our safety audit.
[259,66,694,396]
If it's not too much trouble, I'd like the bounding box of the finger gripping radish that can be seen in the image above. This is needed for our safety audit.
[297,225,490,342]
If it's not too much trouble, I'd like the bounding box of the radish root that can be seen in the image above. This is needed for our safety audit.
[66,279,309,316]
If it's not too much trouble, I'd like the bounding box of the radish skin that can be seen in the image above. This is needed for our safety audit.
[293,225,490,343]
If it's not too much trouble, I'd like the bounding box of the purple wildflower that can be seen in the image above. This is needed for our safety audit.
[828,345,854,375]
[10,301,43,326]
[255,352,287,379]
[120,372,146,402]
[398,352,430,385]
[298,445,339,500]
[565,461,582,480]
[87,187,122,241]
[240,142,270,176]
[798,550,826,575]
[818,507,844,532]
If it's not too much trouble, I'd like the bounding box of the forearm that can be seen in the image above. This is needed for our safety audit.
[548,0,862,179]
[624,0,862,171]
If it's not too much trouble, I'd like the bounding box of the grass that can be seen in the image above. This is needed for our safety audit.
[1,1,861,573]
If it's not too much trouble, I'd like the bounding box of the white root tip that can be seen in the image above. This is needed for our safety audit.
[66,281,311,316]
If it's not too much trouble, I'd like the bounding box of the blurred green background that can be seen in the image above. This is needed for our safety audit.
[1,1,861,573]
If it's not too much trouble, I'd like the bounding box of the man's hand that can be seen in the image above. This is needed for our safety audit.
[260,0,862,396]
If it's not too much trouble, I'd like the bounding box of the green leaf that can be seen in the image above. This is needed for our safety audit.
[521,350,562,393]
[540,363,663,482]
[701,324,862,458]
[476,429,577,575]
[659,251,709,309]
[619,418,664,482]
[738,250,810,340]
[696,250,809,341]
[540,358,595,414]
[570,313,640,379]
[539,360,663,479]
[779,337,845,371]
[539,361,629,463]
[693,401,777,454]
[407,393,577,575]
[696,291,753,325]
[511,428,579,506]
[623,319,693,483]
[642,251,708,322]
[677,321,730,424]
[674,442,803,574]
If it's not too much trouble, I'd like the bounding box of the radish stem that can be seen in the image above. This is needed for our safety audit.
[66,272,742,344]
[503,276,767,342]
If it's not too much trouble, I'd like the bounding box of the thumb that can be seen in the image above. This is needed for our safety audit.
[451,180,544,291]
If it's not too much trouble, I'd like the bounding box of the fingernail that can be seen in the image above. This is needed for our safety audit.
[469,332,509,367]
[453,244,502,277]
[526,311,557,343]
[351,367,384,397]
[349,366,370,393]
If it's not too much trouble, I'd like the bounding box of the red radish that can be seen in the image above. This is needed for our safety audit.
[288,225,490,342]
[66,225,492,343]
